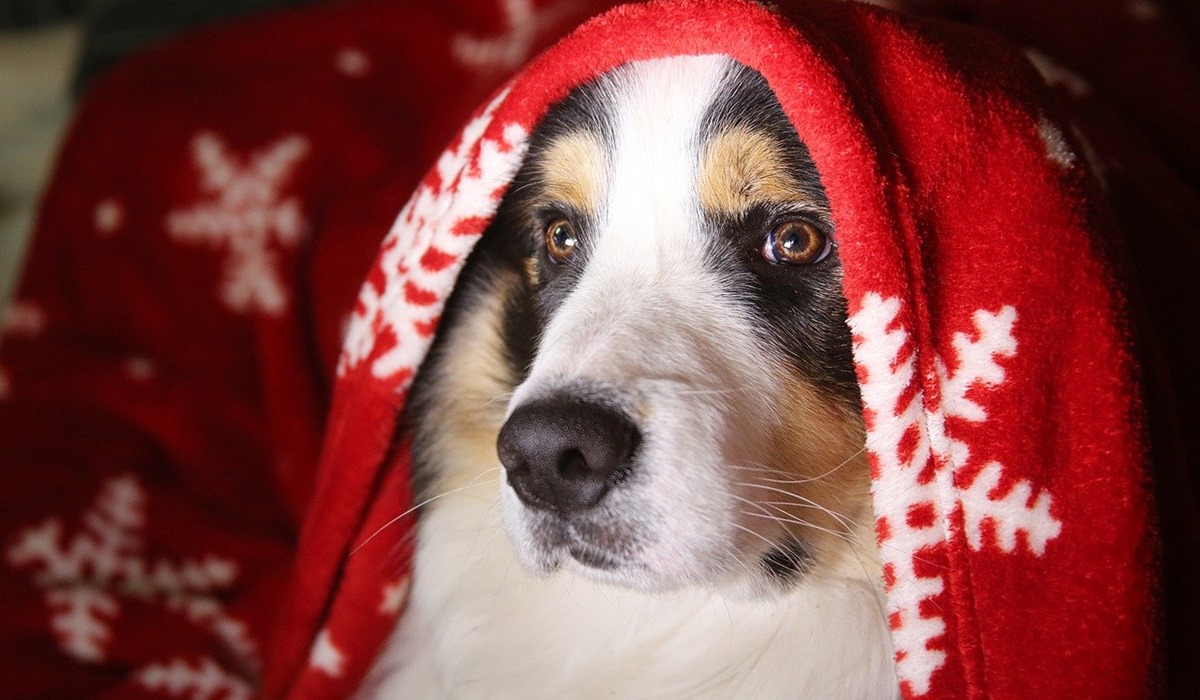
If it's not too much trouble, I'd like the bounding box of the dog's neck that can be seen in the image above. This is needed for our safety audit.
[363,484,893,699]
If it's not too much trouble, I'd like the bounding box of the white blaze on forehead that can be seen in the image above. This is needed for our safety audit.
[500,56,873,590]
[520,55,755,390]
[602,55,727,261]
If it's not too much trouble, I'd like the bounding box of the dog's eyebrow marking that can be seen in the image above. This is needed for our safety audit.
[698,127,810,214]
[522,256,540,290]
[535,132,606,215]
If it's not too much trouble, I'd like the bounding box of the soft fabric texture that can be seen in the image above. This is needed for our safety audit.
[1,1,1196,698]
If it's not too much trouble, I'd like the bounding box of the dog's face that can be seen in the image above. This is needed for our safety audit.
[421,55,871,595]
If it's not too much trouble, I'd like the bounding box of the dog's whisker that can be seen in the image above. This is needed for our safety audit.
[484,390,516,407]
[461,497,504,572]
[728,520,791,556]
[755,490,860,534]
[726,494,869,580]
[752,497,860,537]
[731,479,859,533]
[728,493,862,559]
[670,386,760,397]
[739,510,860,551]
[737,506,923,581]
[725,457,860,486]
[723,440,872,486]
[352,470,500,556]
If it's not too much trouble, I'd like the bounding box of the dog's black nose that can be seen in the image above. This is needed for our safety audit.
[498,396,639,513]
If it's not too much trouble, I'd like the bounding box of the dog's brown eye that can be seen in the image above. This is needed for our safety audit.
[545,218,578,264]
[763,220,830,265]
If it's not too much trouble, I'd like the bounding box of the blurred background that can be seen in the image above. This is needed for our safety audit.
[0,0,319,313]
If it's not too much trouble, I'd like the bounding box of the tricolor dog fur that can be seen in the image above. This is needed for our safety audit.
[365,55,897,698]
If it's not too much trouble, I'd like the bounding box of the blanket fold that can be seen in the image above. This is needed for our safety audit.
[272,1,1163,696]
[2,0,1196,698]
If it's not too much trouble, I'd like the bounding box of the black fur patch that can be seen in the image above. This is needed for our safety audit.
[403,78,617,504]
[404,59,861,509]
[700,62,860,407]
[761,537,814,580]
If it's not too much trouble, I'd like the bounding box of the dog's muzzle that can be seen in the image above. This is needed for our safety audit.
[497,395,640,514]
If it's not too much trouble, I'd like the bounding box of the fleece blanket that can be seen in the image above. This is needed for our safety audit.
[1,0,1197,698]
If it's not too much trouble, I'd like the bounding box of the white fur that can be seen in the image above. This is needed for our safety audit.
[363,56,897,699]
[365,485,895,699]
[507,56,829,591]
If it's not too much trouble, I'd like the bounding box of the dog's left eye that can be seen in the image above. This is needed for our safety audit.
[762,220,831,265]
[545,218,578,264]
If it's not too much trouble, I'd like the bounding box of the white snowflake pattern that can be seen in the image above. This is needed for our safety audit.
[849,294,1062,696]
[1037,117,1076,169]
[336,48,371,77]
[166,132,309,317]
[1023,48,1091,99]
[2,300,47,338]
[5,475,257,673]
[125,355,157,382]
[338,89,527,386]
[1126,0,1161,21]
[308,628,345,677]
[379,578,409,615]
[452,0,580,72]
[94,198,125,235]
[137,657,253,700]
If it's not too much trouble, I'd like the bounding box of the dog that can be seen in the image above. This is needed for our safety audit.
[362,54,897,699]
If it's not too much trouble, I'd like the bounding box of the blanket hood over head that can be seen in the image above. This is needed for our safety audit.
[267,1,1156,696]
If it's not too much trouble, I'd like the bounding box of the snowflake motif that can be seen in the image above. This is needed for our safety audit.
[94,198,125,235]
[379,578,409,615]
[1023,48,1091,99]
[849,294,1062,697]
[137,657,253,700]
[166,132,309,317]
[1037,117,1076,169]
[452,0,580,72]
[308,628,345,677]
[125,356,157,382]
[338,89,527,386]
[1126,0,1161,21]
[336,48,371,77]
[5,475,256,674]
[2,300,47,338]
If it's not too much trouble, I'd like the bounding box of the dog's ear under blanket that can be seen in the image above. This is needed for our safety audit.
[264,1,1186,697]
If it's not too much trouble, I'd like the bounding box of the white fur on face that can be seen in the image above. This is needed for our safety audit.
[361,55,894,700]
[502,55,821,591]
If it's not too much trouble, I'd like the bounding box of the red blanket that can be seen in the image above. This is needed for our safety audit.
[2,0,1197,698]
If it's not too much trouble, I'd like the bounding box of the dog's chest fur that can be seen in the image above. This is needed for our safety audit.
[365,491,894,699]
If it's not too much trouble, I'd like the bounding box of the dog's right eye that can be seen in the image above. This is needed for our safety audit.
[762,220,831,266]
[544,218,578,264]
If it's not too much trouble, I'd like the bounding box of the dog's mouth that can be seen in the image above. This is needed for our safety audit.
[495,380,833,592]
[563,524,634,572]
[508,483,654,580]
[508,480,814,592]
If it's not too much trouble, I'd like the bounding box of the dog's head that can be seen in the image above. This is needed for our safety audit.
[473,55,871,594]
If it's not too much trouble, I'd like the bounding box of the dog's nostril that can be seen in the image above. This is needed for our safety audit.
[557,449,591,481]
[497,395,639,513]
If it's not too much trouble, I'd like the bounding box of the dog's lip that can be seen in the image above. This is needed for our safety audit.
[566,540,623,570]
[538,518,638,571]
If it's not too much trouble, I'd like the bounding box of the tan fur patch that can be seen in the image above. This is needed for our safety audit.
[759,375,875,577]
[536,132,606,213]
[522,256,540,291]
[420,268,522,495]
[698,128,809,214]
